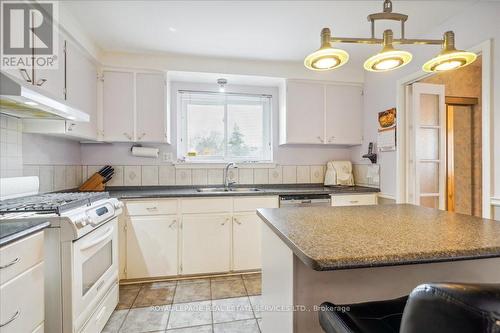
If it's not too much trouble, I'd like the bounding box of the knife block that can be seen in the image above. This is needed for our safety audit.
[79,173,106,192]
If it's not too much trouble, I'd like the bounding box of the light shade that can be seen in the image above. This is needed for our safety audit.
[364,49,413,72]
[422,31,477,73]
[304,27,349,71]
[422,50,477,73]
[364,29,412,72]
[304,47,350,71]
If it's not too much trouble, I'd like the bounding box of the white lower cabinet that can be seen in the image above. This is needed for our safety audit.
[331,193,378,206]
[233,213,262,271]
[181,214,232,275]
[126,215,178,279]
[121,196,278,280]
[0,232,45,333]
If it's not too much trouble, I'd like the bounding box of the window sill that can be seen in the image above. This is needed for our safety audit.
[173,161,276,169]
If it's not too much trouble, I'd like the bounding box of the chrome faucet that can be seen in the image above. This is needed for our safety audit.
[224,162,237,190]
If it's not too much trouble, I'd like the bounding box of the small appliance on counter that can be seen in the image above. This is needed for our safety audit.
[324,160,355,186]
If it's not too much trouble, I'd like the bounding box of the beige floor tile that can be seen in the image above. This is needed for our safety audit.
[102,309,128,333]
[178,278,211,285]
[213,319,260,333]
[168,301,212,330]
[166,324,213,332]
[243,278,261,296]
[211,277,247,299]
[117,284,141,310]
[120,306,170,333]
[241,273,261,281]
[174,281,211,304]
[132,282,176,308]
[212,297,254,323]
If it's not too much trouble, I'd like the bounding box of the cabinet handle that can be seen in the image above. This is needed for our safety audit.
[234,218,242,225]
[349,200,359,204]
[137,132,146,140]
[0,257,20,269]
[146,207,158,211]
[317,136,323,143]
[221,218,230,226]
[19,69,32,83]
[0,310,20,327]
[169,220,177,228]
[123,132,132,140]
[36,78,47,86]
[67,123,76,131]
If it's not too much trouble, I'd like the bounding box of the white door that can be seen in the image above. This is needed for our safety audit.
[325,84,363,145]
[33,34,65,100]
[135,72,166,142]
[126,215,178,278]
[407,83,446,209]
[102,70,135,141]
[284,81,325,144]
[65,39,98,140]
[181,214,231,275]
[233,213,262,271]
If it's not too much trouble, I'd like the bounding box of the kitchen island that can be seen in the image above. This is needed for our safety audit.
[257,204,500,333]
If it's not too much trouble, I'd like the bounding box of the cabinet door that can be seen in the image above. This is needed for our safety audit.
[325,84,363,145]
[284,81,325,144]
[126,215,178,279]
[33,34,65,100]
[181,214,231,275]
[102,71,135,141]
[136,72,166,142]
[233,213,262,271]
[65,40,97,140]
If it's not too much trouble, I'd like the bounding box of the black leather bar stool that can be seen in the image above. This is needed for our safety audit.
[319,283,500,333]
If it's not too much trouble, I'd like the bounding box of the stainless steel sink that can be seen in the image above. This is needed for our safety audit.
[230,187,261,192]
[196,187,261,193]
[196,188,229,193]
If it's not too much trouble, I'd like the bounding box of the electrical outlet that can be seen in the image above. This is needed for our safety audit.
[162,152,172,162]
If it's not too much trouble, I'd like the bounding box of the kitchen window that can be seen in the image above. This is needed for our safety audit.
[178,91,272,162]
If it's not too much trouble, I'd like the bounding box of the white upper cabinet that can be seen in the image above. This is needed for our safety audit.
[325,84,363,145]
[33,34,66,100]
[283,81,325,144]
[280,80,363,146]
[102,70,135,141]
[102,70,167,143]
[135,72,166,142]
[65,40,98,140]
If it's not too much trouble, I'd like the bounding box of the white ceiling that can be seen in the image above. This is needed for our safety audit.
[63,0,479,66]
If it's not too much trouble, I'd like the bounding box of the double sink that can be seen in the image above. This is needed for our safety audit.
[196,187,262,193]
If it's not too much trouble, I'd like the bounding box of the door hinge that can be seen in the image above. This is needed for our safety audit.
[97,73,104,82]
[123,268,127,274]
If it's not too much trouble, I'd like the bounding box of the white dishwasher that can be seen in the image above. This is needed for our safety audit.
[279,194,331,207]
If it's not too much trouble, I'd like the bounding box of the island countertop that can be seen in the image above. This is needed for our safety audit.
[257,204,500,271]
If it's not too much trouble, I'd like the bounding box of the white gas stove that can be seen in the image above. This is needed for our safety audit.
[0,177,123,333]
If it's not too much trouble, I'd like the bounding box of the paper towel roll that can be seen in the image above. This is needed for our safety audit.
[131,146,159,158]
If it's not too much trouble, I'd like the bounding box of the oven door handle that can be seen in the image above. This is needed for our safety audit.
[80,227,113,251]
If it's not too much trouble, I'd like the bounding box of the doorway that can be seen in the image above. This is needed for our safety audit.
[405,57,483,217]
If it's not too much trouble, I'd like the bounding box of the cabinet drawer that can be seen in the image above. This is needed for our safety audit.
[234,196,279,212]
[181,198,232,214]
[331,194,377,206]
[0,231,44,285]
[0,262,44,333]
[80,283,118,333]
[125,199,178,216]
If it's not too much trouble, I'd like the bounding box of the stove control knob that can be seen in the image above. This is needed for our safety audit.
[113,201,124,209]
[76,216,87,227]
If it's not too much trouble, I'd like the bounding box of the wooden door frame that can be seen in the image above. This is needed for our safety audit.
[395,39,492,218]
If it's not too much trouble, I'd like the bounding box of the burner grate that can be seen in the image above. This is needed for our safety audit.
[0,192,110,215]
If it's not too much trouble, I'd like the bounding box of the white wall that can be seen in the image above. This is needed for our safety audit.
[351,1,500,201]
[81,81,351,166]
[23,134,82,165]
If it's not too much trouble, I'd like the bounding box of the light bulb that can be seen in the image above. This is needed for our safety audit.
[373,58,403,71]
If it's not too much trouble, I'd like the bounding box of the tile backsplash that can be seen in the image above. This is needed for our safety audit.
[0,115,23,177]
[23,164,84,193]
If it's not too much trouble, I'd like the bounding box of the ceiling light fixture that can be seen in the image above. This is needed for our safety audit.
[217,78,227,92]
[305,0,476,73]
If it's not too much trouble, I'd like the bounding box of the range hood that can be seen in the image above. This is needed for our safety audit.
[0,72,89,122]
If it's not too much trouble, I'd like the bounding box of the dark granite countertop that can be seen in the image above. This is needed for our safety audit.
[257,204,500,271]
[107,184,379,199]
[0,219,50,247]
